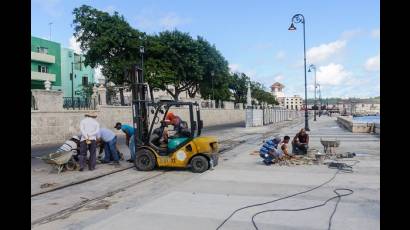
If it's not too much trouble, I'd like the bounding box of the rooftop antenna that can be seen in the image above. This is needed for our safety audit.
[48,22,53,40]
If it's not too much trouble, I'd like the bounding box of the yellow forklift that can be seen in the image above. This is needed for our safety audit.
[129,65,219,173]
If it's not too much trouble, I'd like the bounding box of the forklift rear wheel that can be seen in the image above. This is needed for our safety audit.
[135,149,156,171]
[191,155,209,173]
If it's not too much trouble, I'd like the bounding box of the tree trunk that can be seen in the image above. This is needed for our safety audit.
[165,87,179,101]
[149,86,154,102]
[187,85,199,98]
[119,88,125,105]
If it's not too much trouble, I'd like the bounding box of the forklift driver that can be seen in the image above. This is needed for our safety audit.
[164,112,190,138]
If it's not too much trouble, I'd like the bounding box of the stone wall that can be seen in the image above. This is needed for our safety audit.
[31,89,63,112]
[337,116,378,133]
[375,123,380,134]
[246,108,302,127]
[31,106,246,147]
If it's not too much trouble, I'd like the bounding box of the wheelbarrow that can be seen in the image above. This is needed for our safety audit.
[320,138,340,154]
[38,151,78,174]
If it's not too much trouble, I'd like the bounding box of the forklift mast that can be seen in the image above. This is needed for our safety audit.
[130,65,149,146]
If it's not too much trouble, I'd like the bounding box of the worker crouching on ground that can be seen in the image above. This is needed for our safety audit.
[259,137,281,165]
[79,112,100,171]
[97,128,120,165]
[56,135,81,161]
[115,122,136,163]
[292,128,309,155]
[259,136,292,165]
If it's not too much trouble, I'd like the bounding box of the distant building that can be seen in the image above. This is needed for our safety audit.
[31,36,95,97]
[327,98,380,115]
[60,48,95,97]
[284,95,303,110]
[270,82,302,110]
[31,36,62,90]
[270,82,285,106]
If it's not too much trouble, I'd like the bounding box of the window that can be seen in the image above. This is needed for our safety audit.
[74,54,82,70]
[37,47,48,54]
[38,65,48,73]
[82,76,88,86]
[68,51,73,57]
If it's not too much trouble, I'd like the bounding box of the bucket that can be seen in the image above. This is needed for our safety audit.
[307,148,318,158]
[315,153,325,164]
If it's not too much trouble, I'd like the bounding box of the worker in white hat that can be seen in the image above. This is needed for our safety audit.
[79,112,100,171]
[56,135,81,160]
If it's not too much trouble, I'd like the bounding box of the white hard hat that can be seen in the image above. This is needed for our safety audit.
[72,135,80,141]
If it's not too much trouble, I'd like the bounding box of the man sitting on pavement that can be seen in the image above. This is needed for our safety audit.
[277,135,292,161]
[115,122,136,163]
[97,128,120,165]
[292,128,309,155]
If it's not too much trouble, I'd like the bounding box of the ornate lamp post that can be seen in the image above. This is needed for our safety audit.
[289,14,310,131]
[308,64,317,121]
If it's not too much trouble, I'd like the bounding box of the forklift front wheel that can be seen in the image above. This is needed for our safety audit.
[135,149,156,171]
[190,155,209,173]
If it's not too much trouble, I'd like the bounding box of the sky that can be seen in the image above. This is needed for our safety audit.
[31,0,380,99]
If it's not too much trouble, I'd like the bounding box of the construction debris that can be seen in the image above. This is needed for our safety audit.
[40,183,58,189]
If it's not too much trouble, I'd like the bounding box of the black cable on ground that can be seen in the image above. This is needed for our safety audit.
[251,188,354,230]
[216,159,359,230]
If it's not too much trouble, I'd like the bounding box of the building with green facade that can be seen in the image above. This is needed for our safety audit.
[31,36,95,97]
[31,36,62,90]
[61,48,95,97]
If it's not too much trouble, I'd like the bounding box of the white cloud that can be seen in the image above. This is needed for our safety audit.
[274,74,284,82]
[228,64,240,73]
[159,12,190,30]
[275,51,286,61]
[94,65,104,81]
[307,40,347,63]
[364,54,380,71]
[316,63,352,86]
[102,5,116,15]
[135,9,190,31]
[33,0,62,17]
[341,29,363,40]
[371,28,380,38]
[69,36,83,54]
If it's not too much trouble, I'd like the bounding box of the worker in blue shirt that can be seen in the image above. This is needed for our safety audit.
[115,122,136,163]
[259,136,281,165]
[97,128,120,165]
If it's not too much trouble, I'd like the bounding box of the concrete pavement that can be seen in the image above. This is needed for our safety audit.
[31,116,379,230]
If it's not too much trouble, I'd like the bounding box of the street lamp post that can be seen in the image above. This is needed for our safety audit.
[317,83,322,116]
[289,14,309,131]
[211,71,214,100]
[308,64,317,121]
[140,46,144,74]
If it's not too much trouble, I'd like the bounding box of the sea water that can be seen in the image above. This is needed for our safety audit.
[352,115,380,124]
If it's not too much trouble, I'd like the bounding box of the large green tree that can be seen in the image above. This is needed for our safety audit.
[228,72,250,104]
[195,36,231,101]
[72,5,144,84]
[144,30,204,101]
[250,81,278,106]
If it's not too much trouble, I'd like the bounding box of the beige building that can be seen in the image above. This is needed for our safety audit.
[270,82,303,110]
[284,95,303,110]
